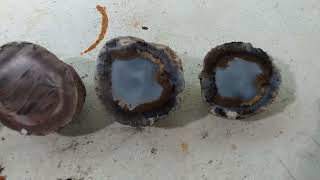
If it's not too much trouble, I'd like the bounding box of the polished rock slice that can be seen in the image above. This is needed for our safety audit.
[0,42,86,135]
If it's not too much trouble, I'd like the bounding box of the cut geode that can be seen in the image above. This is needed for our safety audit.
[0,42,86,135]
[199,42,281,119]
[96,36,184,126]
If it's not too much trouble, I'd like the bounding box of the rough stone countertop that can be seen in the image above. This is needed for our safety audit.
[0,0,320,179]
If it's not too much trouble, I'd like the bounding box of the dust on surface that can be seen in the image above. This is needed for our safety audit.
[57,178,84,180]
[151,147,158,154]
[201,131,209,139]
[231,144,237,151]
[57,140,80,151]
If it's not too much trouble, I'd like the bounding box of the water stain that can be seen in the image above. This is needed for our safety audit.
[132,21,140,28]
[130,15,145,28]
[231,144,237,150]
[57,161,62,168]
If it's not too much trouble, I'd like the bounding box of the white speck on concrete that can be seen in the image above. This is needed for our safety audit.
[20,129,28,135]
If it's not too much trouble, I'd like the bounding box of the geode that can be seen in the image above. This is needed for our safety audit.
[0,42,86,135]
[96,36,184,126]
[199,42,281,119]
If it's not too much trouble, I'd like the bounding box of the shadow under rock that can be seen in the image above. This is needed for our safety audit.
[58,57,114,136]
[155,54,209,128]
[246,57,297,121]
[155,84,209,128]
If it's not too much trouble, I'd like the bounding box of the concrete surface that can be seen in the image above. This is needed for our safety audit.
[0,0,320,179]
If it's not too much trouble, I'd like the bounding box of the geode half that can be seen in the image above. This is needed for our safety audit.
[96,36,185,126]
[199,42,281,119]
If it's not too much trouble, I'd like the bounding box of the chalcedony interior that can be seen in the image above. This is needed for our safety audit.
[215,57,263,101]
[111,57,163,110]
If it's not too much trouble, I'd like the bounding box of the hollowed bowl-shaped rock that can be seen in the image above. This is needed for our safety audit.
[96,36,185,126]
[199,42,281,119]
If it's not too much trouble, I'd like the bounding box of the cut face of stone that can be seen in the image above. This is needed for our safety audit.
[199,42,281,119]
[111,58,163,110]
[0,42,86,135]
[0,55,61,126]
[215,57,263,101]
[96,36,185,126]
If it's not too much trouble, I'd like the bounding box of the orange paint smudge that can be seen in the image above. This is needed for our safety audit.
[181,143,189,153]
[81,5,109,55]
